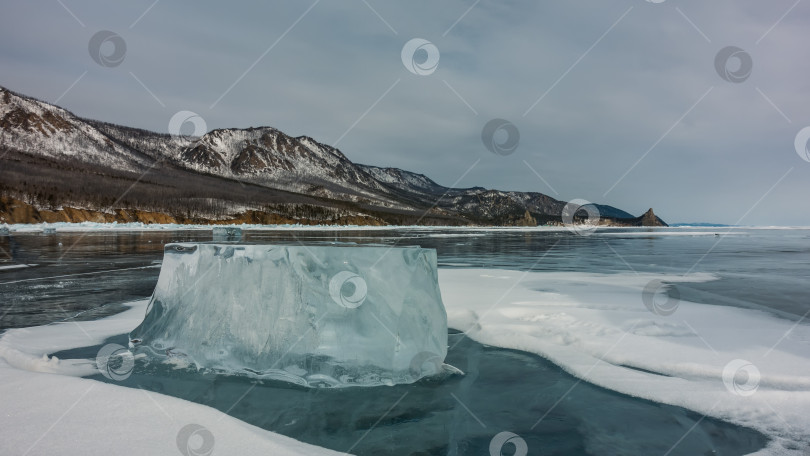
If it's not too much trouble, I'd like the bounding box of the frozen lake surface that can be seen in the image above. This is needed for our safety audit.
[1,226,808,455]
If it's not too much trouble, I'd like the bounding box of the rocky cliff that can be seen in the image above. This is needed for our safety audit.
[0,86,666,226]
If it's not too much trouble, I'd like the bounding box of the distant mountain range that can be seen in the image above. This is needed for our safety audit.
[0,86,666,226]
[670,223,732,227]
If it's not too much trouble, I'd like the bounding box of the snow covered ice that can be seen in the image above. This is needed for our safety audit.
[129,243,449,387]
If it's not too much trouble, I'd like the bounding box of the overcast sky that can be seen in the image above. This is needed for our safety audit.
[1,0,809,225]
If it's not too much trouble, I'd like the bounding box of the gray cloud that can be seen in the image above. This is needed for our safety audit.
[1,0,808,225]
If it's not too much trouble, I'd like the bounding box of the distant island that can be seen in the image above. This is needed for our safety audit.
[0,86,666,227]
[670,223,733,228]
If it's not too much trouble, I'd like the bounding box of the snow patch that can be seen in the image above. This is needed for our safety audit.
[0,300,348,456]
[441,269,810,455]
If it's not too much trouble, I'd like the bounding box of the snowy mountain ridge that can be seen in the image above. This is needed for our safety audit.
[0,86,658,226]
[0,87,153,171]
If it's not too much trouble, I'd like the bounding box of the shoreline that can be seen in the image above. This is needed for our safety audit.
[4,223,809,233]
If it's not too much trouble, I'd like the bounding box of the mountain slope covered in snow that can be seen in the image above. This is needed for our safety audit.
[0,86,664,226]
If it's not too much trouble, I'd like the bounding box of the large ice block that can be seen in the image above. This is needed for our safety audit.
[129,243,448,387]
